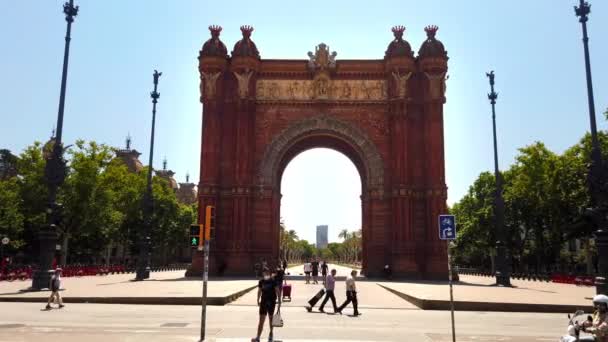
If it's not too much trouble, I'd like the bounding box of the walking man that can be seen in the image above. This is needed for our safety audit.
[318,269,338,313]
[303,261,311,284]
[45,268,64,310]
[321,261,329,285]
[311,259,319,284]
[337,270,360,316]
[253,268,281,342]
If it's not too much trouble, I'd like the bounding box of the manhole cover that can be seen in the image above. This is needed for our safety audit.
[161,323,189,328]
[0,324,26,329]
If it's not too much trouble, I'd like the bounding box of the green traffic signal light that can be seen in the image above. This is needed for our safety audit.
[191,236,200,247]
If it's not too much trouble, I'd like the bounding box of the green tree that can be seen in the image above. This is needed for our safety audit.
[16,143,48,261]
[58,140,117,264]
[0,178,24,252]
[451,172,496,269]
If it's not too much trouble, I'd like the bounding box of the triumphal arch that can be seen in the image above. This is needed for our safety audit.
[187,24,449,278]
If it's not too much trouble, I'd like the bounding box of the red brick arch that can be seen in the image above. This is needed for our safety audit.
[189,26,449,279]
[258,115,384,190]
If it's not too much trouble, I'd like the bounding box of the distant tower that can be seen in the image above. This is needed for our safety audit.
[177,172,197,205]
[316,225,328,249]
[115,134,144,172]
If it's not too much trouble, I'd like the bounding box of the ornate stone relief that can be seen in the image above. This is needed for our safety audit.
[424,72,448,100]
[256,79,387,101]
[307,43,337,73]
[233,69,254,99]
[201,71,221,100]
[257,115,384,190]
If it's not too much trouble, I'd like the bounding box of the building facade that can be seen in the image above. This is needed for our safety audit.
[316,225,328,249]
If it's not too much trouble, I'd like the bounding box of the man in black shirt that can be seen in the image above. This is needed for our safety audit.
[311,259,320,284]
[253,268,281,342]
[274,266,285,302]
[321,261,329,285]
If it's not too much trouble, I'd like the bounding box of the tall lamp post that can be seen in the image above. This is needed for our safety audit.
[32,0,79,290]
[574,0,608,295]
[486,71,511,287]
[135,70,162,281]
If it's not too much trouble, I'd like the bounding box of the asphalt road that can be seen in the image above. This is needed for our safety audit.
[0,302,571,341]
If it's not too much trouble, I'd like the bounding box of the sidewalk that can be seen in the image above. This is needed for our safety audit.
[378,274,594,313]
[0,270,256,305]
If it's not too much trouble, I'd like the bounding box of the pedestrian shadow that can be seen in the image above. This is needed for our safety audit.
[455,281,557,294]
[0,287,56,295]
[96,280,136,286]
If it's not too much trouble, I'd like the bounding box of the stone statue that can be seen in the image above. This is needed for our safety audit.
[424,72,447,99]
[233,69,254,99]
[329,51,337,68]
[201,71,221,100]
[392,71,412,99]
[307,51,315,69]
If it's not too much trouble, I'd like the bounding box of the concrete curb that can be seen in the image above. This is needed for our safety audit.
[0,285,257,306]
[377,284,593,313]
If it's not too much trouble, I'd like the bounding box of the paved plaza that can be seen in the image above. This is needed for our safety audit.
[0,302,568,341]
[0,270,257,305]
[0,264,595,340]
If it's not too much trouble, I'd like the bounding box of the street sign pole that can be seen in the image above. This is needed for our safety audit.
[447,241,456,342]
[438,215,456,342]
[200,239,210,341]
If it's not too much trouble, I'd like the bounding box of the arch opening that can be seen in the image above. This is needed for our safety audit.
[280,148,362,267]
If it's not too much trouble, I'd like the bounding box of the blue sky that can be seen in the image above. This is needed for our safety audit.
[2,1,607,244]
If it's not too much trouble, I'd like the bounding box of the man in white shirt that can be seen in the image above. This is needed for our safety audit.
[337,270,360,316]
[303,261,312,284]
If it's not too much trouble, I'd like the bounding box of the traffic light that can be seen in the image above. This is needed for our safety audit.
[204,205,215,241]
[189,224,203,248]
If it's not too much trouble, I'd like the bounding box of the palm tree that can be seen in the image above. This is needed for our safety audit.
[339,229,349,241]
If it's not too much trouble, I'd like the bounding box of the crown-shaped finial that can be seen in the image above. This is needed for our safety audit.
[391,25,406,38]
[424,25,439,39]
[209,25,222,37]
[240,25,254,37]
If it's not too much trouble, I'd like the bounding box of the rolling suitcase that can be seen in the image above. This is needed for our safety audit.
[307,289,325,308]
[282,281,292,301]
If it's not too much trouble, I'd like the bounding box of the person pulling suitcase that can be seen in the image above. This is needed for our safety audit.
[318,269,338,313]
[304,286,325,312]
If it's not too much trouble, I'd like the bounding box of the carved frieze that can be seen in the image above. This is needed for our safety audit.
[256,79,387,101]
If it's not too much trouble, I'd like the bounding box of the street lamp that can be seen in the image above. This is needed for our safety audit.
[486,71,511,287]
[135,70,162,281]
[32,0,78,290]
[574,0,608,295]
